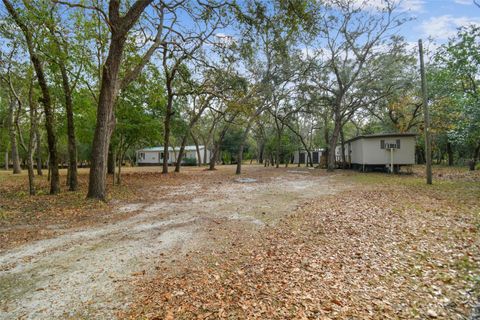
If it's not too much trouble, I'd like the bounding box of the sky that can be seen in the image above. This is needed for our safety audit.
[399,0,480,43]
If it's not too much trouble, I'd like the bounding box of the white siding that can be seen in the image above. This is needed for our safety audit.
[293,151,307,164]
[137,146,212,165]
[185,151,196,159]
[200,149,211,164]
[182,147,210,164]
[349,140,363,164]
[350,136,415,165]
[335,145,351,162]
[137,151,160,164]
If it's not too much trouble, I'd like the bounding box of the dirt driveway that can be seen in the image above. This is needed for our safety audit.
[0,166,342,319]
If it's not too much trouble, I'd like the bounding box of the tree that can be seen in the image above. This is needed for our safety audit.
[113,67,162,184]
[44,7,83,191]
[157,1,229,174]
[54,0,165,200]
[307,0,406,171]
[429,25,480,169]
[2,0,60,194]
[0,50,23,174]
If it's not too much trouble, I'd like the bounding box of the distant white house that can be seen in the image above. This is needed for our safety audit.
[292,149,324,165]
[136,145,211,166]
[336,133,416,172]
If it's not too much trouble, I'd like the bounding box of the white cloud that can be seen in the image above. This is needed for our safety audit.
[454,0,473,5]
[346,0,424,12]
[209,33,237,48]
[399,0,425,12]
[420,15,480,40]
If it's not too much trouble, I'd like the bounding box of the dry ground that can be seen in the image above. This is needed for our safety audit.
[123,167,480,320]
[0,165,341,319]
[0,165,479,319]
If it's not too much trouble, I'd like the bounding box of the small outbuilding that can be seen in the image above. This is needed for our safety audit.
[339,133,416,172]
[136,145,211,166]
[292,149,324,165]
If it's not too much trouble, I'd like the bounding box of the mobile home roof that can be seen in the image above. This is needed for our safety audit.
[345,133,416,143]
[137,146,204,152]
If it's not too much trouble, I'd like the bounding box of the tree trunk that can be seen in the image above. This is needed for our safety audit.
[26,147,35,195]
[116,148,124,185]
[117,155,123,185]
[258,140,264,164]
[4,151,8,170]
[471,142,480,171]
[209,124,230,171]
[174,134,188,172]
[162,88,173,174]
[27,90,37,195]
[204,125,215,166]
[327,117,342,172]
[107,147,115,174]
[8,100,21,174]
[112,147,116,186]
[2,0,59,192]
[236,121,253,175]
[340,128,346,169]
[31,49,59,194]
[35,125,43,175]
[87,35,126,199]
[59,63,78,191]
[297,149,301,167]
[66,164,70,186]
[203,145,208,167]
[275,131,281,168]
[209,133,226,171]
[33,58,59,194]
[209,131,227,171]
[307,152,313,167]
[236,143,245,174]
[191,132,202,166]
[209,144,219,170]
[447,142,453,166]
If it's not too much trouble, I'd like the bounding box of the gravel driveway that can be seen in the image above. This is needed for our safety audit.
[0,167,340,319]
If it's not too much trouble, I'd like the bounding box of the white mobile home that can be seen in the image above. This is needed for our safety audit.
[136,145,211,166]
[335,145,350,163]
[292,149,324,165]
[341,133,416,172]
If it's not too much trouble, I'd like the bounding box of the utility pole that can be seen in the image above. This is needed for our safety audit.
[418,39,432,185]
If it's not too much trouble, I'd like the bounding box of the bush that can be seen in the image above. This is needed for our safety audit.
[183,157,197,166]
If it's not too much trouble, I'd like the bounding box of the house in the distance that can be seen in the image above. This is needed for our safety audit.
[136,145,210,166]
[337,133,416,172]
[292,149,324,165]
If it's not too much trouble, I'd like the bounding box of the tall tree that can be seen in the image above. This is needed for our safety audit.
[2,0,60,193]
[429,25,480,169]
[55,0,164,199]
[308,0,405,171]
[157,1,228,174]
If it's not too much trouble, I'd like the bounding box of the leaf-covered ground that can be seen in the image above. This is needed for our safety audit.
[0,167,223,250]
[0,165,338,318]
[124,169,480,319]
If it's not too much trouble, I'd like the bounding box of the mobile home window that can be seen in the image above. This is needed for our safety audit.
[380,140,385,149]
[396,139,401,149]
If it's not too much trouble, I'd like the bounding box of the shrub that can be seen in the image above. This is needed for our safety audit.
[183,157,197,166]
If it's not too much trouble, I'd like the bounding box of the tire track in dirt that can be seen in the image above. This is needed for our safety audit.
[0,167,341,319]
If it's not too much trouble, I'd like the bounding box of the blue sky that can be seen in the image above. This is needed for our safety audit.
[399,0,480,43]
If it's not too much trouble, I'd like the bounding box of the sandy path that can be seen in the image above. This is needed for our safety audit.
[0,168,340,319]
